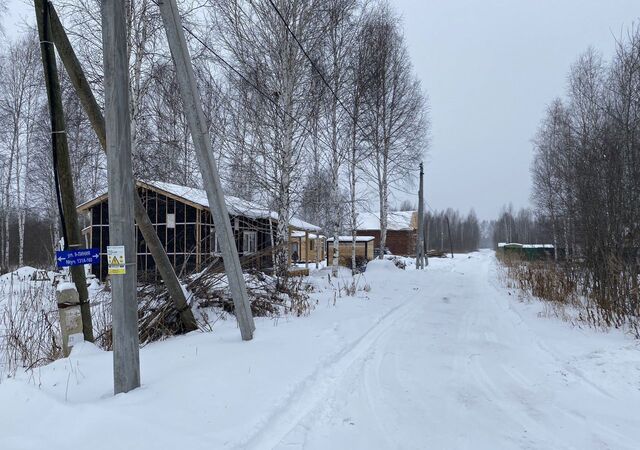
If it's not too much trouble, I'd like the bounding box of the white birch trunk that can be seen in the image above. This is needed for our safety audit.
[275,197,290,278]
[350,165,358,274]
[379,163,389,259]
[3,129,17,269]
[268,217,276,268]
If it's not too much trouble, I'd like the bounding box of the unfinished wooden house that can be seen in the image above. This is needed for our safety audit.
[77,181,322,280]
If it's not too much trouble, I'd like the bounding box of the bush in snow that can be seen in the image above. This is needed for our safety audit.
[188,267,315,318]
[498,254,639,338]
[387,256,407,270]
[0,272,61,377]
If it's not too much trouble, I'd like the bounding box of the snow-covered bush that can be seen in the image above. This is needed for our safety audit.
[366,258,400,273]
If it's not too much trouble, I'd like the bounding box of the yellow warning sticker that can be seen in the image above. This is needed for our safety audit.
[107,245,126,275]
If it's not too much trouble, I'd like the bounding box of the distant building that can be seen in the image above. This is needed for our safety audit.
[77,181,322,280]
[326,236,375,267]
[354,211,419,256]
[497,242,555,260]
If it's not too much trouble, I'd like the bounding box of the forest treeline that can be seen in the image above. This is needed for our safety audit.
[391,201,482,254]
[495,26,640,331]
[0,0,429,273]
[491,205,552,247]
[425,209,480,254]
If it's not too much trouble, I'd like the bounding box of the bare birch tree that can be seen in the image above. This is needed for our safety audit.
[316,0,359,276]
[359,5,428,258]
[0,34,43,268]
[530,26,640,327]
[212,0,321,277]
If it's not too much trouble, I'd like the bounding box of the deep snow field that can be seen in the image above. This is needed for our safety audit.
[1,251,639,449]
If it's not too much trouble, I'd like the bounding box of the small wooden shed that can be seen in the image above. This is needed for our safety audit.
[326,236,375,266]
[289,231,325,263]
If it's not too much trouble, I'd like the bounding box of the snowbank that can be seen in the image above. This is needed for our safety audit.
[365,258,400,273]
[56,281,77,292]
[0,266,38,281]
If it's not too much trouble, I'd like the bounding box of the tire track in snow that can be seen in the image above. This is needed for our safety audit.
[474,254,633,448]
[238,289,424,450]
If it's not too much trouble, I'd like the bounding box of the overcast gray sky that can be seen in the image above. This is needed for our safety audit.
[393,0,639,219]
[4,1,640,219]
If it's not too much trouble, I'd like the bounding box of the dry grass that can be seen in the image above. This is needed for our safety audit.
[0,278,61,377]
[497,253,640,338]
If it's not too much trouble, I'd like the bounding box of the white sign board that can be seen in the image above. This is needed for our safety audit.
[167,213,176,229]
[107,245,126,275]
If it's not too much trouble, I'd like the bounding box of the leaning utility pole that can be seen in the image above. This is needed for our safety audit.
[416,162,425,269]
[102,0,140,393]
[158,0,255,340]
[35,0,94,342]
[42,0,197,333]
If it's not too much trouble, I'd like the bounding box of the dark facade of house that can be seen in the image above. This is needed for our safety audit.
[79,184,278,280]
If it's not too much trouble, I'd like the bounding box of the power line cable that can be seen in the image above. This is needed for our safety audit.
[262,0,371,139]
[389,183,436,213]
[264,2,440,218]
[180,23,340,151]
[152,1,427,216]
[148,0,339,153]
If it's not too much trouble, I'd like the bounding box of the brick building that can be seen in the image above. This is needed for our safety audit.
[355,211,419,256]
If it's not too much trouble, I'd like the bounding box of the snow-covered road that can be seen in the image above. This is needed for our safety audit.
[1,251,638,449]
[273,252,640,449]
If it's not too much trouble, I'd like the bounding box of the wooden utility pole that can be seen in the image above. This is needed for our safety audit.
[43,0,197,332]
[158,0,255,340]
[35,0,94,342]
[416,162,425,269]
[425,219,430,267]
[102,0,140,393]
[446,215,454,258]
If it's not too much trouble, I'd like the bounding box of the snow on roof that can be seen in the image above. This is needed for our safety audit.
[498,242,554,249]
[291,231,324,238]
[288,218,322,232]
[77,180,321,232]
[326,236,375,242]
[356,211,417,231]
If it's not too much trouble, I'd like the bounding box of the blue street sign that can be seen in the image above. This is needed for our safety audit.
[55,248,101,268]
